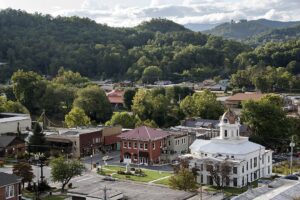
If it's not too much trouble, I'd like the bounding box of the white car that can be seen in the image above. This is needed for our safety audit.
[102,155,113,161]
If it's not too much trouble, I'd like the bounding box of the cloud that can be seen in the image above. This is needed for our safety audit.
[51,0,300,27]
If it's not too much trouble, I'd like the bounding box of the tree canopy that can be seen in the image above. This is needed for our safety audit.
[65,107,91,128]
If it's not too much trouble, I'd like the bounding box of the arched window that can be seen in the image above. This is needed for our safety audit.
[224,130,227,137]
[223,118,228,123]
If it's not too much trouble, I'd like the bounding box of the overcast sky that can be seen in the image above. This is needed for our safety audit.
[1,0,300,27]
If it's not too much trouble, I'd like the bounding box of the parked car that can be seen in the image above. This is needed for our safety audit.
[102,155,113,161]
[103,176,116,181]
[282,175,298,180]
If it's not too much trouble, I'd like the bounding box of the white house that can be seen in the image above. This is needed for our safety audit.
[185,110,272,188]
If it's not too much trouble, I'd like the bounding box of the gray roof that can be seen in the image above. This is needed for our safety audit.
[0,172,21,187]
[0,136,17,148]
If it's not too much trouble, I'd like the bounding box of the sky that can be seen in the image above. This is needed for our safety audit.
[0,0,300,27]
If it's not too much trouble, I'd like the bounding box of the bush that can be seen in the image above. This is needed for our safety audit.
[117,170,126,175]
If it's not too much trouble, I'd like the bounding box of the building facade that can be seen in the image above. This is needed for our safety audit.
[0,136,25,158]
[185,110,272,188]
[118,126,169,165]
[0,172,22,200]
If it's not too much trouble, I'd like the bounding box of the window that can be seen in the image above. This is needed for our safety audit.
[233,167,237,174]
[262,155,264,164]
[236,130,238,136]
[144,143,148,150]
[225,177,230,186]
[223,118,228,123]
[182,138,184,144]
[5,185,14,198]
[233,178,237,187]
[123,142,127,148]
[268,166,270,174]
[206,164,213,171]
[134,142,137,149]
[246,162,248,170]
[242,177,244,186]
[242,166,244,173]
[231,155,234,159]
[254,157,257,168]
[250,159,252,169]
[128,142,132,148]
[200,164,203,171]
[268,156,270,163]
[168,141,171,146]
[224,130,227,137]
[160,141,163,148]
[200,174,203,183]
[152,143,155,150]
[140,143,143,149]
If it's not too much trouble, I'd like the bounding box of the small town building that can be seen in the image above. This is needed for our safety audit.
[161,131,189,163]
[0,136,25,158]
[46,126,122,158]
[106,90,124,110]
[225,93,264,108]
[0,172,22,200]
[0,113,31,135]
[118,126,169,165]
[185,110,272,188]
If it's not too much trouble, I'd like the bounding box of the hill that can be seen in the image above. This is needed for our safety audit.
[0,9,250,83]
[204,19,300,41]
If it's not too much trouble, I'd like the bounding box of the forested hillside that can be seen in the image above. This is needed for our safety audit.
[0,9,249,83]
[205,19,300,43]
[0,9,300,85]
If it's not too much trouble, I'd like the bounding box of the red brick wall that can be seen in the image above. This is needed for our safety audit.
[0,183,21,200]
[120,139,165,164]
[79,131,102,156]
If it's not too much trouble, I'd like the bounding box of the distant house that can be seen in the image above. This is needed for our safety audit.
[225,93,264,108]
[106,90,124,110]
[0,172,22,200]
[118,126,169,165]
[0,136,25,158]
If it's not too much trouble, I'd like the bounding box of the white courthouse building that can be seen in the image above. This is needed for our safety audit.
[186,110,272,188]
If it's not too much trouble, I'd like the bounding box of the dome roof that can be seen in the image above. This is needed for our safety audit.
[221,109,239,124]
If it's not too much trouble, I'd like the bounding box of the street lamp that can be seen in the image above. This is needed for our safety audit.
[34,153,45,183]
[290,136,295,174]
[90,154,93,170]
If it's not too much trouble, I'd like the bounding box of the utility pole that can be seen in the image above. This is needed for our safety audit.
[290,136,295,174]
[103,186,111,200]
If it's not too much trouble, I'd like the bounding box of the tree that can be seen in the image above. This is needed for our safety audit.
[0,96,28,113]
[13,162,34,188]
[53,67,89,86]
[105,112,138,128]
[169,160,197,191]
[180,90,224,119]
[123,88,137,110]
[141,66,162,84]
[241,95,288,150]
[50,157,85,192]
[205,160,231,189]
[73,85,112,122]
[65,107,91,128]
[11,70,46,114]
[29,122,46,153]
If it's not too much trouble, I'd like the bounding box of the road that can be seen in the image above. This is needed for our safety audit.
[81,150,173,171]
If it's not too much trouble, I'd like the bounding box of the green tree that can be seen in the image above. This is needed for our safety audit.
[123,88,137,110]
[180,90,224,119]
[65,107,91,128]
[13,162,34,188]
[105,112,138,129]
[53,67,89,86]
[73,85,112,122]
[29,122,46,153]
[50,157,85,192]
[11,70,46,114]
[241,96,288,150]
[141,66,162,84]
[0,96,28,113]
[169,168,197,191]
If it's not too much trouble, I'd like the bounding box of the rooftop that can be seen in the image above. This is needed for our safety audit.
[226,93,264,102]
[0,172,21,187]
[118,126,169,141]
[0,136,21,148]
[106,89,124,104]
[0,113,30,123]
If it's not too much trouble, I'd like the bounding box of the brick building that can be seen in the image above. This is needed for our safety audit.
[46,126,121,158]
[118,126,169,165]
[0,172,22,200]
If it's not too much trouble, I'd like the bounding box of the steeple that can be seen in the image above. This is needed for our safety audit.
[219,109,240,140]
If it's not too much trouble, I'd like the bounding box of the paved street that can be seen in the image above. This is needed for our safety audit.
[81,150,173,171]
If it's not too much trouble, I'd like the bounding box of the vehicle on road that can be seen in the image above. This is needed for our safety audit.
[102,155,113,161]
[103,176,116,181]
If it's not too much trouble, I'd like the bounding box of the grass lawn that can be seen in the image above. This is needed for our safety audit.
[42,195,67,200]
[273,160,300,175]
[152,176,172,186]
[99,165,172,183]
